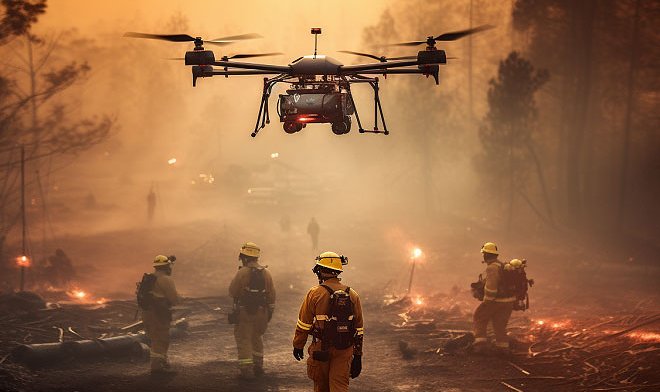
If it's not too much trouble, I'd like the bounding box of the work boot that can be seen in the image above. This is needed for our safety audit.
[150,358,176,376]
[492,344,513,358]
[470,341,491,355]
[239,366,254,380]
[253,355,264,377]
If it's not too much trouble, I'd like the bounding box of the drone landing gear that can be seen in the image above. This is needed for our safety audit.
[347,78,389,135]
[251,77,283,137]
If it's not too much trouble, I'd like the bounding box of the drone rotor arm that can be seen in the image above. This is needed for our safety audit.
[212,60,291,73]
[339,59,424,74]
[211,69,283,76]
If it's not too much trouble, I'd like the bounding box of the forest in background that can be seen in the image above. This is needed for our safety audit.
[1,0,659,283]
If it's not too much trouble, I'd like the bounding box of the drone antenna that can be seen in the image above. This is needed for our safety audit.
[311,28,322,58]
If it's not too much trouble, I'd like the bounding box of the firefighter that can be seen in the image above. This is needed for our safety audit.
[307,218,320,251]
[472,242,515,354]
[142,255,179,374]
[228,242,276,379]
[293,251,364,392]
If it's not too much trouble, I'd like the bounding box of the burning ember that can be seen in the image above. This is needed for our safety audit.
[627,331,660,342]
[16,255,31,267]
[69,289,87,300]
[535,319,571,330]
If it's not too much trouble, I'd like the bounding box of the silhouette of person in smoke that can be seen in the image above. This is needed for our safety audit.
[45,249,75,288]
[147,187,157,222]
[307,217,320,251]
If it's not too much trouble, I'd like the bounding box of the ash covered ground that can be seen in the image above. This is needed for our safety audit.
[1,213,658,392]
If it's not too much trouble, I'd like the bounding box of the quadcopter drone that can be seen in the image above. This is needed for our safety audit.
[124,26,491,137]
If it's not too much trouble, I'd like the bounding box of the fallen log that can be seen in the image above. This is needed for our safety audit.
[11,318,188,368]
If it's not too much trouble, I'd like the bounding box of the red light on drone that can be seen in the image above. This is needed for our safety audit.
[297,116,315,123]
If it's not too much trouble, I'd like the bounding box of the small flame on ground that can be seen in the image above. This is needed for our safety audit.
[535,319,570,329]
[16,255,31,267]
[628,331,660,342]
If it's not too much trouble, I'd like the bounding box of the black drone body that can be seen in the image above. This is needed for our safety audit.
[124,26,491,137]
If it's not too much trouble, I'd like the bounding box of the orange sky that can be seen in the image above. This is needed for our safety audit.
[37,0,392,56]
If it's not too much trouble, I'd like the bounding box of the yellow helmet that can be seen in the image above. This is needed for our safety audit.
[153,254,175,267]
[480,242,499,255]
[315,251,348,272]
[240,242,260,258]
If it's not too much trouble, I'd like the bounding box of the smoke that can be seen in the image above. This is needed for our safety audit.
[2,0,657,305]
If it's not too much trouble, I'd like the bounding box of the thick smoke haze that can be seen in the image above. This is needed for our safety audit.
[1,0,657,312]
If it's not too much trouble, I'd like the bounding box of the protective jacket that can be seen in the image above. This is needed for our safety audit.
[293,277,364,354]
[152,270,180,306]
[483,260,515,302]
[228,262,276,308]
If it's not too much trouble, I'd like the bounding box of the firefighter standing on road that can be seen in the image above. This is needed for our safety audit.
[293,251,364,392]
[142,255,180,374]
[307,218,320,251]
[472,242,515,354]
[229,242,276,379]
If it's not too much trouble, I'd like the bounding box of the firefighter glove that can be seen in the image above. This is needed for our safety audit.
[293,347,304,361]
[350,355,362,378]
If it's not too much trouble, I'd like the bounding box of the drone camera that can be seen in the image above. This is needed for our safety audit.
[185,50,216,66]
[311,28,322,35]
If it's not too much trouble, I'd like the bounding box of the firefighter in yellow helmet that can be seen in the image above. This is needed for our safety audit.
[472,242,515,354]
[228,242,276,379]
[293,251,364,392]
[141,254,180,375]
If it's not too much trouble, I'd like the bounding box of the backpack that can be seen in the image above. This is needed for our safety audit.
[319,285,356,350]
[240,267,268,314]
[498,261,534,311]
[136,273,157,310]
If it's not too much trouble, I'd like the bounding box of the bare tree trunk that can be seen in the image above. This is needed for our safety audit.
[507,127,515,231]
[565,0,596,225]
[525,140,554,224]
[616,0,641,230]
[468,0,474,122]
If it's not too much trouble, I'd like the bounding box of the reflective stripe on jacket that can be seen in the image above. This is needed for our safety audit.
[483,261,515,303]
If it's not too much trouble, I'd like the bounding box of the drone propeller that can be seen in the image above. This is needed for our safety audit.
[223,52,283,59]
[388,24,494,47]
[167,52,282,61]
[124,31,262,46]
[338,50,416,62]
